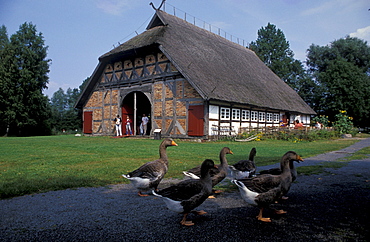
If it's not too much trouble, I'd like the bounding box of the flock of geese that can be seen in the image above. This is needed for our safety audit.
[122,138,304,226]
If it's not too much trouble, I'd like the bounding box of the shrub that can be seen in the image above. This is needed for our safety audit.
[333,110,354,134]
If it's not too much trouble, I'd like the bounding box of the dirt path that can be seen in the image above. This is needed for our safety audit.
[1,139,369,241]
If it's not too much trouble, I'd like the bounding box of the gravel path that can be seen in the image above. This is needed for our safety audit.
[1,139,370,241]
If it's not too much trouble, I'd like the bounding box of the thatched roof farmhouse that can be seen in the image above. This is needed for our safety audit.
[76,10,315,138]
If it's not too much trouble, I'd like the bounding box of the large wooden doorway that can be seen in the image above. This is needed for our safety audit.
[188,105,204,136]
[121,92,151,135]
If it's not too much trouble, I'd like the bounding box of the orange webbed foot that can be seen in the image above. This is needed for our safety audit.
[180,220,195,226]
[138,191,149,197]
[194,210,207,215]
[274,209,287,215]
[257,216,272,222]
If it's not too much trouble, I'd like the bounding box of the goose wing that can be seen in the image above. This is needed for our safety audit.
[238,174,282,193]
[157,179,204,201]
[128,160,166,181]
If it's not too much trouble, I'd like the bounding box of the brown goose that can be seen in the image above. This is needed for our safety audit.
[229,147,257,179]
[183,147,233,187]
[153,159,215,226]
[122,138,178,196]
[258,156,301,182]
[258,152,303,199]
[232,151,303,222]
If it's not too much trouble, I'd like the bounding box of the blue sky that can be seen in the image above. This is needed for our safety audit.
[1,0,369,97]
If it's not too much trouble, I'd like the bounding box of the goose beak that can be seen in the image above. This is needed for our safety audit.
[171,141,178,146]
[230,150,234,155]
[297,155,304,162]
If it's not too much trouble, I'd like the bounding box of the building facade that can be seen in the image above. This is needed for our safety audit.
[76,10,315,138]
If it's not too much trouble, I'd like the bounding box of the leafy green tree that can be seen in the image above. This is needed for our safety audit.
[0,23,51,136]
[79,77,89,93]
[306,37,370,127]
[50,88,67,131]
[248,23,307,90]
[50,85,86,133]
[0,25,14,136]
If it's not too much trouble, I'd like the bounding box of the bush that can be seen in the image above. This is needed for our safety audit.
[333,110,354,134]
[263,129,339,142]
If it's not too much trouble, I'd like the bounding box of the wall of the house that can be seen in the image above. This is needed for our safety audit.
[82,50,312,138]
[208,104,311,135]
[152,77,203,137]
[84,89,119,135]
[82,50,205,137]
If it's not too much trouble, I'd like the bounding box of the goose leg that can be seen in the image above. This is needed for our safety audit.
[138,191,149,197]
[274,209,287,215]
[180,213,194,226]
[192,210,207,215]
[256,207,271,222]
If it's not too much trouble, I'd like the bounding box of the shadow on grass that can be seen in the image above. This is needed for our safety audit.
[0,176,110,199]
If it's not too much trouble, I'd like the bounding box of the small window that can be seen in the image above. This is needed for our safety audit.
[220,107,230,120]
[242,110,250,121]
[274,113,280,122]
[232,109,240,120]
[259,112,265,122]
[266,113,273,122]
[209,105,219,119]
[251,111,258,121]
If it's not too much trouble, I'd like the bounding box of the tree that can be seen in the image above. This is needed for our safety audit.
[248,23,307,90]
[306,37,370,127]
[0,25,13,135]
[49,80,89,133]
[0,23,52,136]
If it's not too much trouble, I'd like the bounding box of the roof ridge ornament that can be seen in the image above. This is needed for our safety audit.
[150,0,166,11]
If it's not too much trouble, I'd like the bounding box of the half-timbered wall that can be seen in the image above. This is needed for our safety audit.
[152,77,203,137]
[208,104,311,135]
[82,48,311,137]
[82,50,204,137]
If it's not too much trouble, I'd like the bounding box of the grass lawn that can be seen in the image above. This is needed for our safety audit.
[0,135,361,199]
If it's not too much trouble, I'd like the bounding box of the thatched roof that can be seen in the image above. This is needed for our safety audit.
[77,10,315,115]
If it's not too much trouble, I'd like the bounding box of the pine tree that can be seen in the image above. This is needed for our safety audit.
[0,23,52,136]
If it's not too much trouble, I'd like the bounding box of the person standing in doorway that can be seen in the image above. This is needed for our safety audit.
[114,115,122,136]
[125,116,133,135]
[141,114,149,135]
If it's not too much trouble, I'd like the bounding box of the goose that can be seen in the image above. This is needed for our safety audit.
[232,151,303,222]
[122,138,178,196]
[258,153,303,199]
[153,159,215,226]
[258,156,301,182]
[183,147,233,187]
[229,147,257,179]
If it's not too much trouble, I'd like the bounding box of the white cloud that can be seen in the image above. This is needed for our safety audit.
[96,0,131,15]
[43,81,75,97]
[301,0,357,17]
[301,0,337,16]
[350,26,370,42]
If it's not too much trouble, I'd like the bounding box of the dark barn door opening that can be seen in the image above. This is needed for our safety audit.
[188,105,204,136]
[121,92,151,135]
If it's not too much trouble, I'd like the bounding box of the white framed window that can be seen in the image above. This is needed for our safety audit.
[220,107,230,120]
[266,113,273,122]
[209,105,219,119]
[274,113,280,122]
[251,111,258,121]
[242,110,250,121]
[259,112,265,122]
[232,109,240,120]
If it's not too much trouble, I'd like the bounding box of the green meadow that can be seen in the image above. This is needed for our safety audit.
[0,135,360,199]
